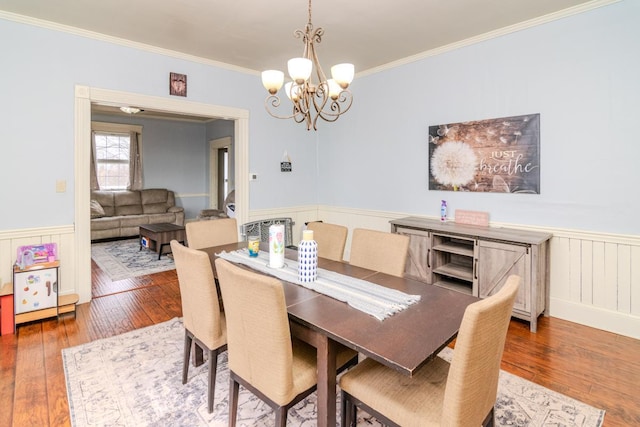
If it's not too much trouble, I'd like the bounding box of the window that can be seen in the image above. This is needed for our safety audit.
[94,132,130,190]
[91,122,143,191]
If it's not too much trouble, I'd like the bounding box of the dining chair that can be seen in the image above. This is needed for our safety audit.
[339,275,521,427]
[348,228,410,277]
[185,217,238,249]
[214,258,358,427]
[306,221,348,261]
[170,240,227,414]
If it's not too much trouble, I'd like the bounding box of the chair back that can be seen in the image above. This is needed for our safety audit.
[349,228,410,277]
[170,240,225,350]
[215,258,297,405]
[307,222,348,261]
[441,275,520,426]
[186,217,238,249]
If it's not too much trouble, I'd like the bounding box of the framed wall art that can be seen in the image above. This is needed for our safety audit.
[428,113,540,193]
[169,72,187,97]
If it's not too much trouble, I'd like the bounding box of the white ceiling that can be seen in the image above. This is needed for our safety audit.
[0,0,608,75]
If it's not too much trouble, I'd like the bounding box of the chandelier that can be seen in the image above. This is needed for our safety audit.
[261,0,354,131]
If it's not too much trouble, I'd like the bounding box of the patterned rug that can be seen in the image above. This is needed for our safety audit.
[62,318,605,427]
[91,238,175,281]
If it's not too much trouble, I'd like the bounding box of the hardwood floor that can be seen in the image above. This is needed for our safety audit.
[1,261,639,426]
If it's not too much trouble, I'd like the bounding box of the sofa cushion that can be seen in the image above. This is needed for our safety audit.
[119,214,150,228]
[114,191,143,216]
[141,189,169,214]
[90,200,106,218]
[148,212,180,224]
[91,216,120,230]
[92,191,116,217]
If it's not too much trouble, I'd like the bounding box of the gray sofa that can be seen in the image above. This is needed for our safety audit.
[90,188,185,241]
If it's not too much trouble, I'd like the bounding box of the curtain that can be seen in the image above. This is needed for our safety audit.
[90,131,100,190]
[128,131,143,190]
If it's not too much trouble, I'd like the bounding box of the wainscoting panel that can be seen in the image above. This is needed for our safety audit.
[0,225,77,301]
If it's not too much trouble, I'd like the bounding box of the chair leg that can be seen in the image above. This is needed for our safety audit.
[207,349,220,414]
[228,376,240,427]
[341,390,357,427]
[482,407,495,427]
[274,407,288,427]
[341,390,349,427]
[182,331,193,384]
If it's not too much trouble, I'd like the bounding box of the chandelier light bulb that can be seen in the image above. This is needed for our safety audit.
[261,70,284,94]
[331,63,355,89]
[288,58,313,84]
[285,82,302,102]
[327,79,341,100]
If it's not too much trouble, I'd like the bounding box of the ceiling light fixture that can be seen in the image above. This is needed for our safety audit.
[261,0,354,131]
[120,106,141,114]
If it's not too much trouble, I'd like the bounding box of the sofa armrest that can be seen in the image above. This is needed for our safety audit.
[168,206,184,213]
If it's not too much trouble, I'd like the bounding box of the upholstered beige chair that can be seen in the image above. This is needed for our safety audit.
[214,258,358,427]
[306,221,348,261]
[170,240,227,414]
[348,228,410,277]
[185,217,238,250]
[339,275,521,427]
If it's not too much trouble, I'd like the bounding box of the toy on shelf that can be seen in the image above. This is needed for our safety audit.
[15,243,58,270]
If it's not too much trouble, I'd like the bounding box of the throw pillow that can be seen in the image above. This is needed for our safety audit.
[90,199,105,218]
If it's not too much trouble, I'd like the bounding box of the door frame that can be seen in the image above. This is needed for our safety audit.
[209,136,232,209]
[74,85,249,303]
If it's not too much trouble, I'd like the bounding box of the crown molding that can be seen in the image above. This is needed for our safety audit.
[0,0,621,79]
[358,0,621,77]
[0,10,259,76]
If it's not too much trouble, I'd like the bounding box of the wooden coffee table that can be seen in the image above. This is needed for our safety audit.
[139,223,186,259]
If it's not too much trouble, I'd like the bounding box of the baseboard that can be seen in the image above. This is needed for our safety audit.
[549,297,640,340]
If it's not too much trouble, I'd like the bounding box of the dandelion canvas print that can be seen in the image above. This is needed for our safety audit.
[428,114,540,193]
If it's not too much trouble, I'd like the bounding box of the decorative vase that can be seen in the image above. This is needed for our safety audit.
[298,229,318,283]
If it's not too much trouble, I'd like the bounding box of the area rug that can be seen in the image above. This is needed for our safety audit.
[62,318,605,427]
[91,238,175,281]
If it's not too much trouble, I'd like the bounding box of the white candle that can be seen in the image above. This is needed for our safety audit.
[269,224,285,268]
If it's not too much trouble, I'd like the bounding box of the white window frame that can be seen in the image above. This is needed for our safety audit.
[91,121,143,191]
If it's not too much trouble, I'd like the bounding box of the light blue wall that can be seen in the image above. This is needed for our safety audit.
[0,16,318,230]
[319,0,640,235]
[1,1,639,236]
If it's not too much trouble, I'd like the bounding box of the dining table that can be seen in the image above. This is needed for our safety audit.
[200,241,479,427]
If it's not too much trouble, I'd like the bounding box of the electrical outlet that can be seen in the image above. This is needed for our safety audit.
[56,180,67,193]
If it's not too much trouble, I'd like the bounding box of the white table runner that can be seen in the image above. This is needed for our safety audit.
[217,249,420,320]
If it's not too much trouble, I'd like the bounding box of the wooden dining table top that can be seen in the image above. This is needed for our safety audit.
[201,241,480,376]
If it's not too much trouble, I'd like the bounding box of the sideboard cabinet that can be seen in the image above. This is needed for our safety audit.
[391,217,552,332]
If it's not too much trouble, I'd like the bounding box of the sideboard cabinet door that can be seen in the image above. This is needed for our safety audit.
[477,240,530,314]
[395,227,432,284]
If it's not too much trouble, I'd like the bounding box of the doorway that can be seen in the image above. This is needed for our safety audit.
[209,136,233,211]
[74,85,249,303]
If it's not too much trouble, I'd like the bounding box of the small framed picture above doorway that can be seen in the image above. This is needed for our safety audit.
[169,72,187,97]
